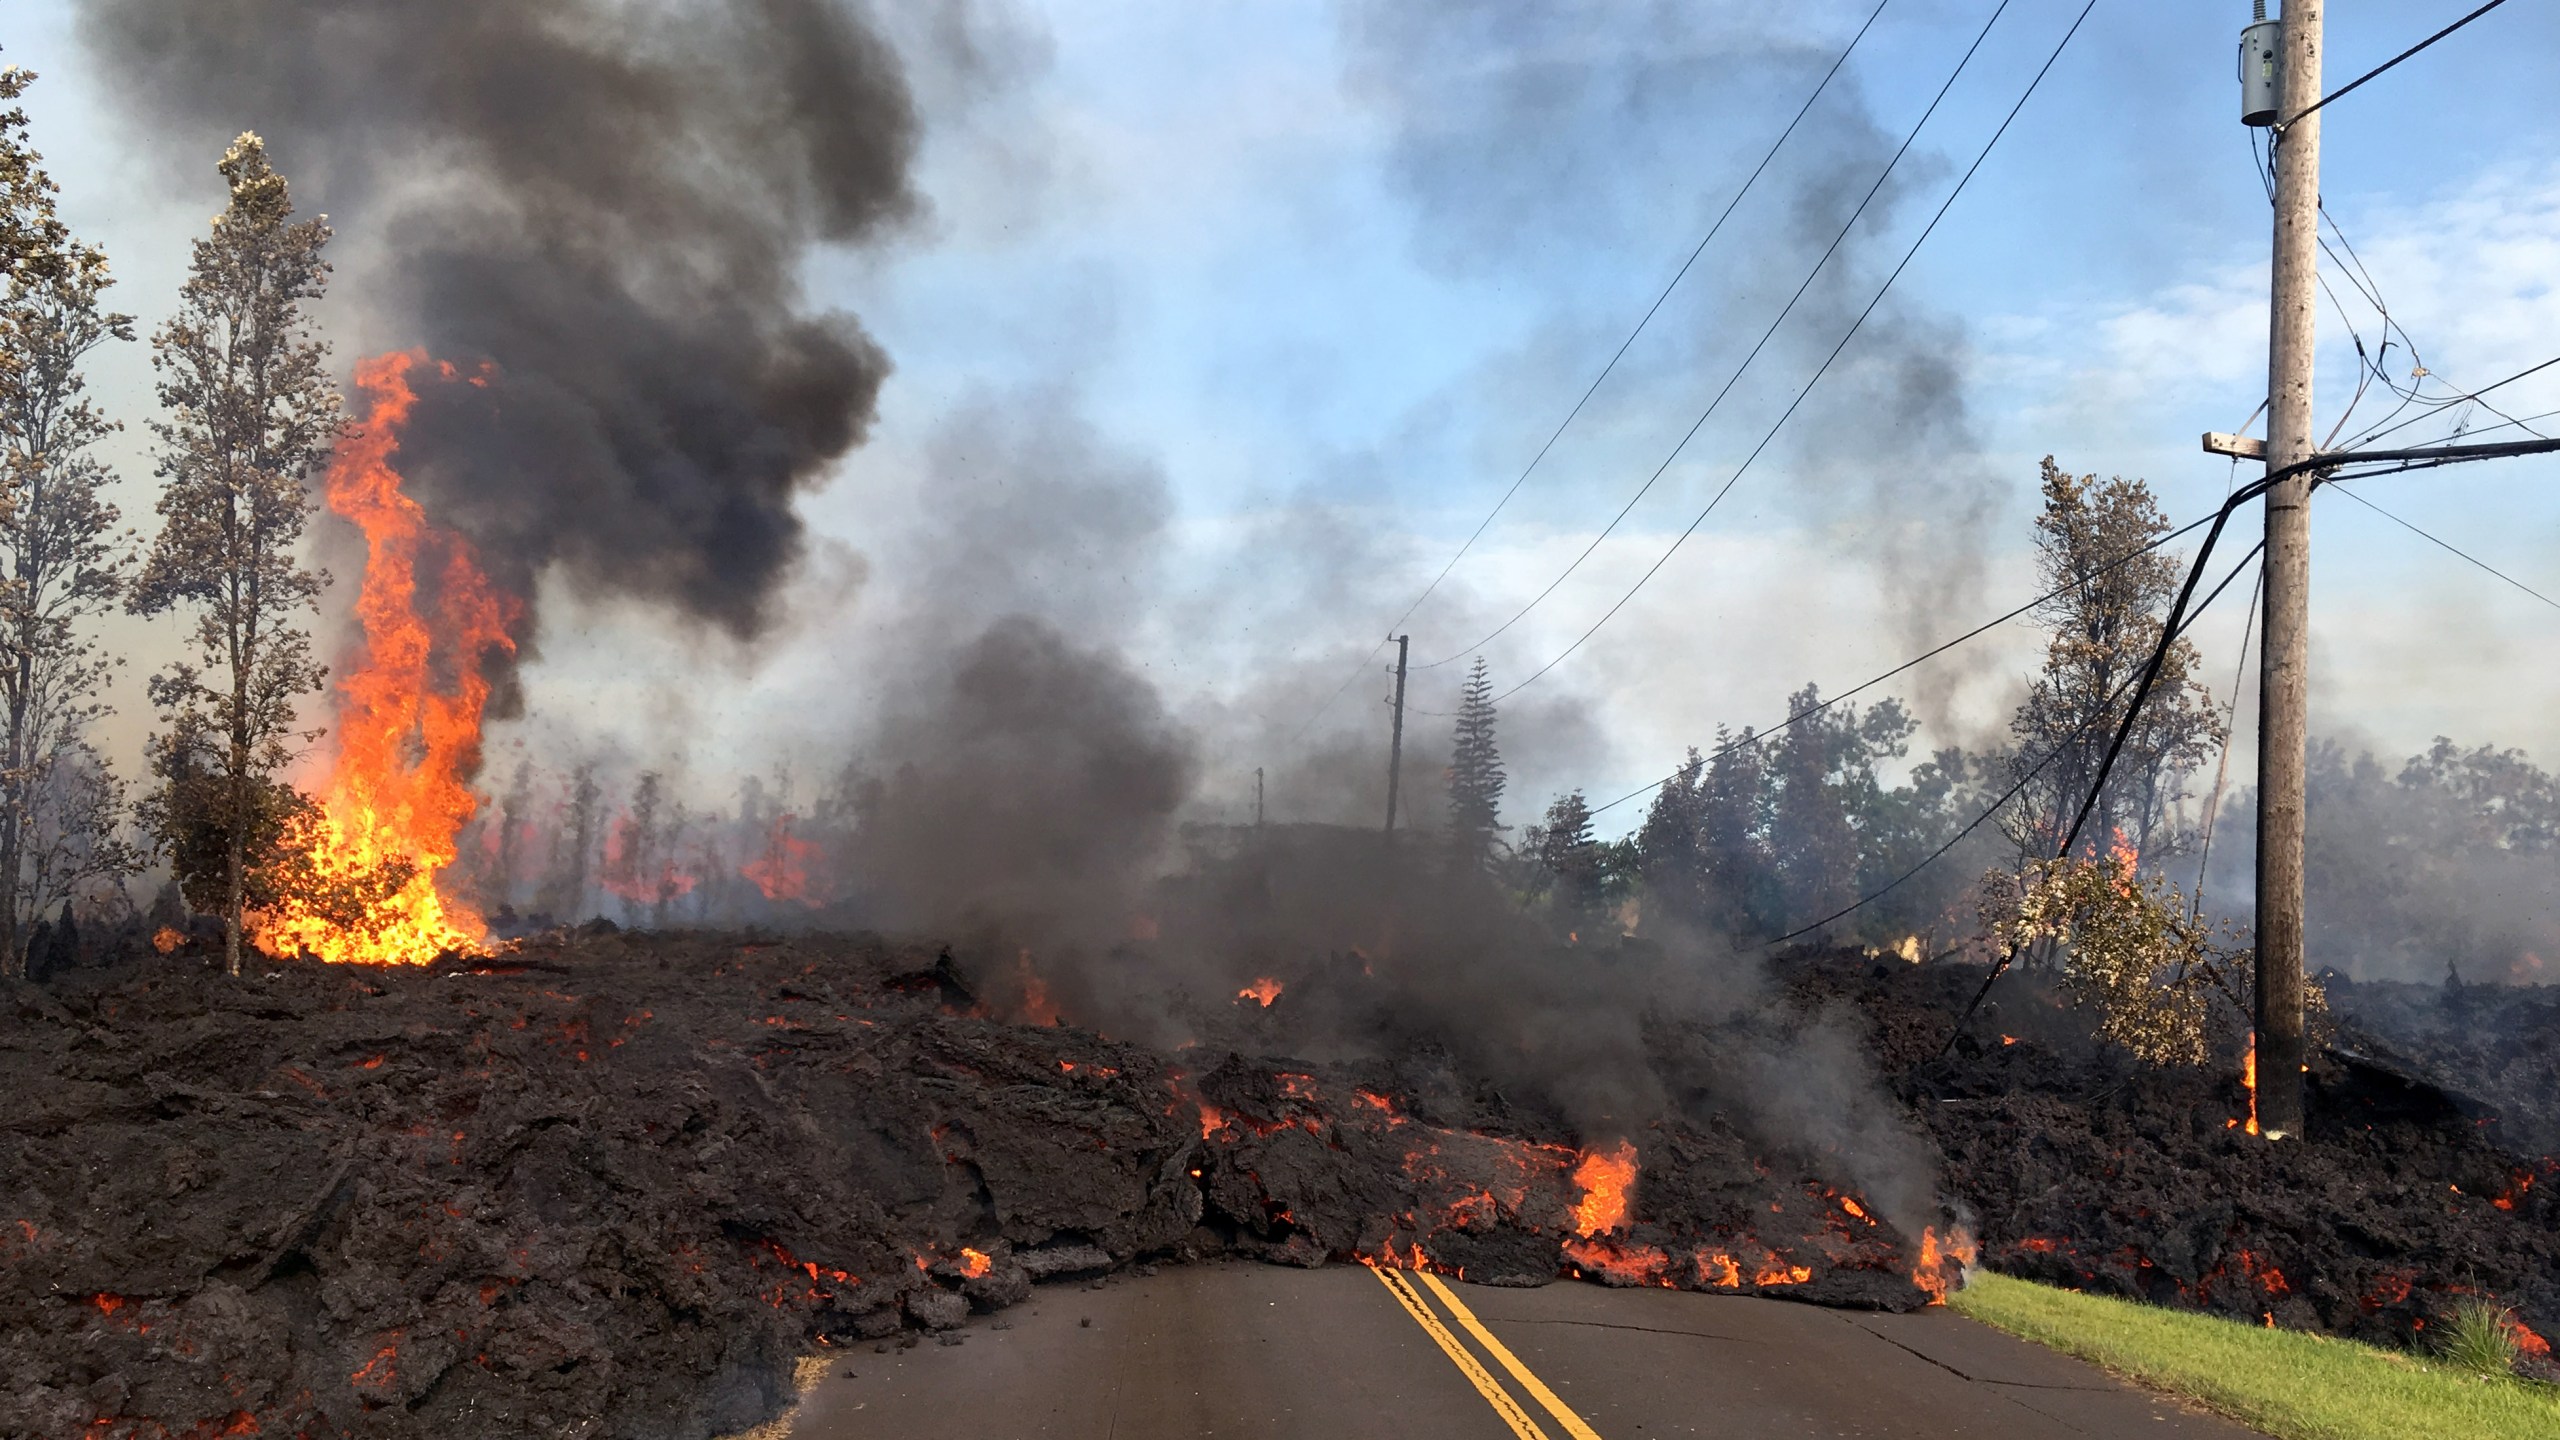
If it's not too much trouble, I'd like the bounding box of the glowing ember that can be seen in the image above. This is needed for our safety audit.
[1236,977,1283,1007]
[741,812,823,905]
[958,1247,993,1279]
[255,351,519,966]
[1911,1224,1977,1304]
[150,927,184,955]
[1571,1139,1637,1235]
[2512,1317,2553,1360]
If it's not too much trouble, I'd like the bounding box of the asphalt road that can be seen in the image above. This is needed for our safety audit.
[782,1261,2267,1439]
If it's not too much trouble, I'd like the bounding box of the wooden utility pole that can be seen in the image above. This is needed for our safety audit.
[1254,766,1265,828]
[2255,0,2321,1141]
[1383,635,1409,835]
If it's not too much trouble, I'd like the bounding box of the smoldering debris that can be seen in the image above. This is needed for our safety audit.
[2,930,1952,1440]
[81,0,919,640]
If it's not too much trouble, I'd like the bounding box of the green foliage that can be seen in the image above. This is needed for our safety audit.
[1523,788,1618,934]
[0,65,143,976]
[2437,1299,2523,1379]
[1983,851,2241,1066]
[1445,656,1505,875]
[2008,457,2224,859]
[2305,737,2560,983]
[1954,1271,2560,1440]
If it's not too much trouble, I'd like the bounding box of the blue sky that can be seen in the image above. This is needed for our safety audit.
[10,0,2560,834]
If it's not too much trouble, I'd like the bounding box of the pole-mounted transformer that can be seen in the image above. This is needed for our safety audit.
[2239,4,2282,126]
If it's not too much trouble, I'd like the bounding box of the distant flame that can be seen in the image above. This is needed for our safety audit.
[255,351,519,966]
[741,812,823,905]
[151,927,184,955]
[1016,950,1061,1027]
[1237,977,1283,1007]
[1571,1139,1637,1236]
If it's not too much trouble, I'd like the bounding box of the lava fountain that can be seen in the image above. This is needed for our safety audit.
[253,350,521,965]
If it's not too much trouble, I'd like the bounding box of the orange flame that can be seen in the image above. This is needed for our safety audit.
[1570,1139,1637,1236]
[255,351,519,965]
[1016,950,1062,1026]
[2241,1032,2260,1137]
[1912,1224,1977,1305]
[2512,1317,2552,1360]
[742,812,824,905]
[1237,977,1283,1007]
[150,927,184,955]
[958,1247,993,1279]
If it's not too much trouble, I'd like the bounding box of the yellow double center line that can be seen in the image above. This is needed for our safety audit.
[1368,1266,1605,1440]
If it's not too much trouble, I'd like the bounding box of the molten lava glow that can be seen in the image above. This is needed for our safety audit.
[958,1247,993,1279]
[741,813,823,904]
[1562,1236,1671,1286]
[150,927,183,955]
[1571,1140,1637,1235]
[1911,1224,1978,1305]
[2241,1031,2260,1136]
[1236,977,1283,1007]
[2513,1317,2553,1360]
[1838,1196,1871,1223]
[256,351,519,965]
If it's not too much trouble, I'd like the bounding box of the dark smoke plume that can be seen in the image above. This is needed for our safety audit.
[82,0,918,637]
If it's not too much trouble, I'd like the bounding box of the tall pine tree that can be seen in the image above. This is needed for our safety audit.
[129,135,342,976]
[1446,656,1505,874]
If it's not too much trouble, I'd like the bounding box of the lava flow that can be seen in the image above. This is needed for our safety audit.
[253,350,521,966]
[1570,1139,1637,1234]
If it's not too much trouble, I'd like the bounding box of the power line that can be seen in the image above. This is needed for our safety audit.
[1278,2,1900,736]
[1583,509,2217,822]
[2279,0,2516,131]
[1798,431,2560,1000]
[1488,0,2104,705]
[1412,0,2006,673]
[1766,538,2266,948]
[2348,353,2560,451]
[2330,480,2560,611]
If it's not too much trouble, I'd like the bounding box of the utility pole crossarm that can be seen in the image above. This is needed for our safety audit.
[2204,432,2268,460]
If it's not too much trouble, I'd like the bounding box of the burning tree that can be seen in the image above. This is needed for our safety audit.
[0,90,144,976]
[129,134,342,976]
[2008,458,2222,861]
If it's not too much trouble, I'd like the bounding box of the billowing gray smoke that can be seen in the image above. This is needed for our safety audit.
[81,0,916,637]
[1338,0,2001,729]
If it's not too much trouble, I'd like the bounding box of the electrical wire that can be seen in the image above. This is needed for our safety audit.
[2330,480,2560,611]
[1411,0,2011,673]
[2189,567,2263,923]
[1277,3,1901,735]
[1765,538,2265,949]
[1485,0,2105,705]
[1580,510,2216,822]
[2278,0,2516,131]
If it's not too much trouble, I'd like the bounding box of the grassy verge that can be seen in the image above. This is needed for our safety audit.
[1950,1270,2560,1440]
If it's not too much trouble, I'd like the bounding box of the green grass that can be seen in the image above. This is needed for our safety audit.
[1949,1270,2560,1440]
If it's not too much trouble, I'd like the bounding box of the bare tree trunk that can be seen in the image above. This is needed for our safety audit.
[224,818,244,978]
